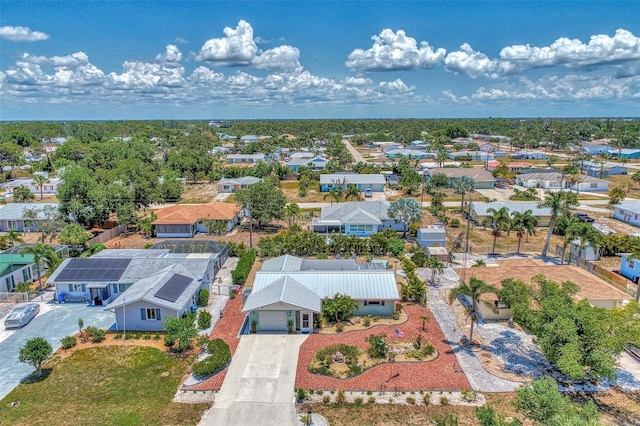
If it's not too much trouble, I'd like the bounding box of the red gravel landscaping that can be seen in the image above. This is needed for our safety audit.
[295,304,470,392]
[181,292,245,391]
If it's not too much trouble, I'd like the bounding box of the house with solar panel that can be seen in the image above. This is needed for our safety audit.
[241,255,399,333]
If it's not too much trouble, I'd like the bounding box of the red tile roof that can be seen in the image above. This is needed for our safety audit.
[152,202,240,225]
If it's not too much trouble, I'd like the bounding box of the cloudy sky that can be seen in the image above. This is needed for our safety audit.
[1,1,639,120]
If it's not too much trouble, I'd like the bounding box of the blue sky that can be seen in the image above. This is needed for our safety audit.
[1,1,639,120]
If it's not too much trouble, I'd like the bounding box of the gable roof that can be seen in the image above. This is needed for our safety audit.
[0,203,59,220]
[516,172,608,185]
[429,168,495,182]
[242,275,322,312]
[152,202,240,225]
[319,173,386,185]
[218,176,262,186]
[105,263,199,311]
[470,201,552,217]
[314,201,391,226]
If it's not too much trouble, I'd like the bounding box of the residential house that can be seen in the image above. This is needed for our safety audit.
[581,143,610,155]
[242,255,399,333]
[0,254,39,293]
[479,143,499,152]
[386,149,435,160]
[516,172,609,192]
[286,156,329,172]
[217,176,262,193]
[417,226,446,248]
[581,161,627,177]
[469,201,552,226]
[49,244,226,317]
[311,201,404,236]
[226,153,266,164]
[425,168,496,189]
[451,137,473,146]
[240,135,260,144]
[319,173,386,192]
[288,151,315,160]
[211,146,230,155]
[455,258,631,320]
[613,200,640,226]
[618,254,640,283]
[152,202,241,237]
[0,203,60,232]
[448,151,494,162]
[510,151,548,160]
[610,149,640,160]
[569,239,599,262]
[1,177,63,197]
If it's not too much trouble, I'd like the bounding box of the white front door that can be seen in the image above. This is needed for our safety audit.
[300,311,312,333]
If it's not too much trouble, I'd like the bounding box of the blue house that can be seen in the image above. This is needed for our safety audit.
[386,149,435,160]
[618,253,640,283]
[319,173,386,192]
[311,201,404,236]
[610,149,640,160]
[581,143,610,155]
[417,227,446,248]
[286,156,329,172]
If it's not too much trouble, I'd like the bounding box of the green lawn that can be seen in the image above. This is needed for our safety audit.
[0,346,208,426]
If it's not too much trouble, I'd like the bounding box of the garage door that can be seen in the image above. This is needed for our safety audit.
[258,311,287,332]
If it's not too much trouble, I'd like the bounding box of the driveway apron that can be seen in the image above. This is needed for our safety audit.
[200,334,308,426]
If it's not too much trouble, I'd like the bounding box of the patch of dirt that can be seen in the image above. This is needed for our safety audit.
[180,182,219,203]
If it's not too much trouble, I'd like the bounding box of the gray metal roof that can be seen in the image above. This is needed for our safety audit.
[105,263,199,312]
[242,276,322,312]
[319,173,386,185]
[516,172,608,185]
[218,176,262,185]
[313,201,391,227]
[252,270,399,300]
[0,203,59,220]
[261,255,304,272]
[300,259,359,271]
[614,200,640,214]
[470,201,552,217]
[92,249,170,259]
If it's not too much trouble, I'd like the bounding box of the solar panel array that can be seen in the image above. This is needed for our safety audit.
[154,274,193,302]
[56,258,132,282]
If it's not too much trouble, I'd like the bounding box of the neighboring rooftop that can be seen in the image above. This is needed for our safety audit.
[152,203,240,224]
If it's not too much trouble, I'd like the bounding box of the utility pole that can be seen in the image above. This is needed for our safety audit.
[247,199,253,249]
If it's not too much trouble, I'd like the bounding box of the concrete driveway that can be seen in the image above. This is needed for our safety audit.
[200,334,308,426]
[0,302,114,400]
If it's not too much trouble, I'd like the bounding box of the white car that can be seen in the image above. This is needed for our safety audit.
[4,303,40,329]
[364,189,373,198]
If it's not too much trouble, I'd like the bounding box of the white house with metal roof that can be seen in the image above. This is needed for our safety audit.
[613,200,640,226]
[0,203,60,232]
[469,201,553,226]
[319,173,386,192]
[217,176,262,193]
[311,201,403,236]
[242,255,399,333]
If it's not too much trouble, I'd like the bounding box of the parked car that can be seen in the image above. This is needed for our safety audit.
[574,212,595,223]
[364,188,373,198]
[4,303,40,329]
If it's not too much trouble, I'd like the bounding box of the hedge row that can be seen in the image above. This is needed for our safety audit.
[193,338,231,379]
[231,249,256,286]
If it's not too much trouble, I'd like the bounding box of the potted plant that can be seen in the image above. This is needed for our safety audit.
[287,319,294,333]
[250,320,257,334]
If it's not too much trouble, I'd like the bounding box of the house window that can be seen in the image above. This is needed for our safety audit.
[22,267,31,282]
[5,276,15,291]
[112,283,131,294]
[141,308,162,321]
[68,284,86,292]
[351,224,374,232]
[496,301,509,309]
[363,300,385,306]
[590,183,598,188]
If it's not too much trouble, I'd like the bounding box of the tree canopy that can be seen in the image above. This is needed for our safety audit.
[235,180,286,228]
[19,337,53,378]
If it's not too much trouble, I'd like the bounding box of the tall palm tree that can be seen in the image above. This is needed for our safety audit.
[323,188,341,205]
[19,243,58,290]
[435,150,448,168]
[32,174,50,200]
[425,256,444,285]
[566,221,601,265]
[559,214,580,265]
[482,207,511,254]
[283,203,301,226]
[7,229,23,248]
[632,170,640,189]
[539,191,579,257]
[344,183,362,201]
[449,277,499,344]
[509,210,539,254]
[453,176,476,213]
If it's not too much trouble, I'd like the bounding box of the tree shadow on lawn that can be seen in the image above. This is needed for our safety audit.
[482,329,550,379]
[568,390,640,426]
[21,368,53,384]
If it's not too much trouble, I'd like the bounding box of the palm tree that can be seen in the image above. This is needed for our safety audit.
[482,207,511,254]
[539,191,579,257]
[425,256,444,285]
[323,188,341,205]
[283,203,301,226]
[7,229,23,248]
[559,214,580,264]
[435,150,448,168]
[32,174,50,200]
[632,170,640,189]
[509,210,539,254]
[344,183,362,201]
[449,277,499,344]
[453,176,476,213]
[566,221,601,265]
[19,243,58,290]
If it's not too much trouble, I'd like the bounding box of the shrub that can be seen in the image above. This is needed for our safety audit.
[439,395,449,405]
[192,339,231,379]
[363,317,371,327]
[198,310,212,330]
[60,336,76,349]
[422,392,431,405]
[198,289,210,307]
[450,218,461,228]
[406,396,416,405]
[134,332,142,339]
[367,396,376,404]
[85,326,106,343]
[335,389,346,404]
[354,397,364,407]
[366,333,388,358]
[323,395,331,404]
[143,243,153,249]
[335,322,344,332]
[423,343,436,356]
[461,389,478,402]
[143,334,151,340]
[231,249,257,286]
[411,252,429,267]
[114,333,122,340]
[296,388,307,402]
[164,336,176,347]
[153,332,161,340]
[229,290,236,299]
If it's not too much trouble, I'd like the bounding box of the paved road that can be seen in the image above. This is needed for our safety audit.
[342,138,366,163]
[0,302,114,400]
[200,334,308,426]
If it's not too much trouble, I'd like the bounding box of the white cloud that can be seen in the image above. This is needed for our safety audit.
[155,45,183,68]
[346,29,446,71]
[195,20,301,71]
[445,28,640,79]
[0,26,49,42]
[174,37,189,45]
[444,43,499,79]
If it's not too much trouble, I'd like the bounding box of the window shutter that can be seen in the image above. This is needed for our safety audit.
[68,284,73,292]
[81,284,86,292]
[140,309,146,320]
[156,309,161,321]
